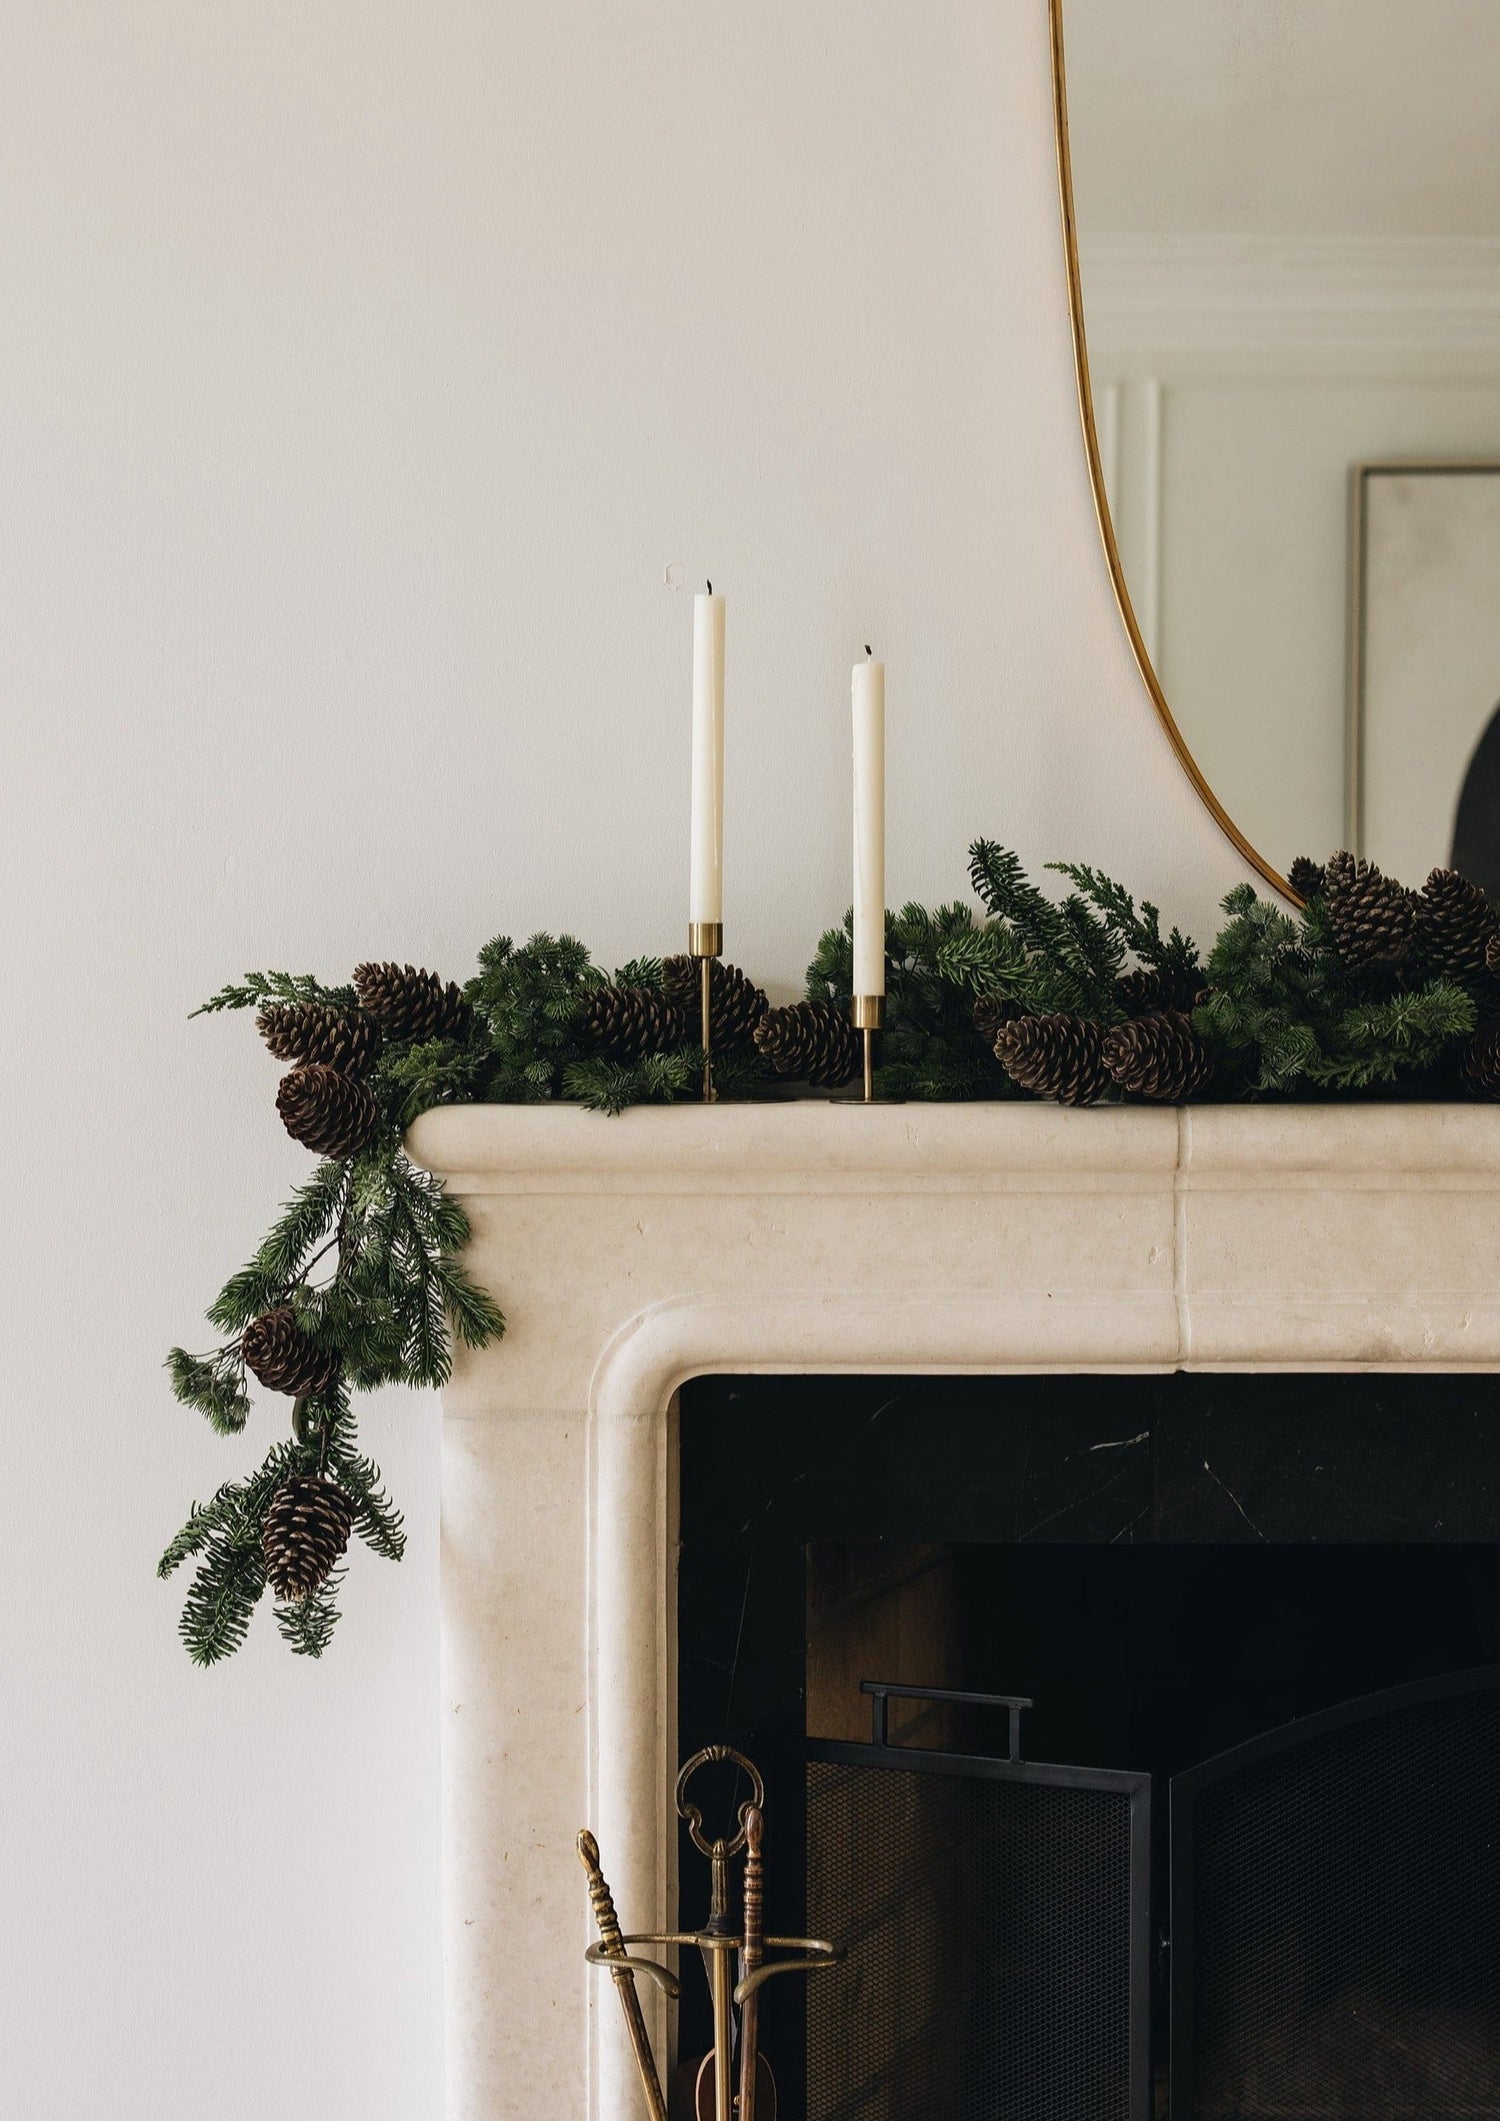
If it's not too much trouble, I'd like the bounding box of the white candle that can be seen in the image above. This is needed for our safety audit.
[852,652,886,998]
[689,588,725,927]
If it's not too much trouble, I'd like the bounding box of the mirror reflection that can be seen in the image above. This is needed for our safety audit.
[1064,0,1500,889]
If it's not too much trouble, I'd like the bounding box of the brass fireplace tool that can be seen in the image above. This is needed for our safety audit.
[579,1745,841,2121]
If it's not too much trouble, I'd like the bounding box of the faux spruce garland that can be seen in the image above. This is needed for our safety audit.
[166,845,1500,1663]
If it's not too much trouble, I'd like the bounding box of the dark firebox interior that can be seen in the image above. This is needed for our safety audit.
[675,1373,1500,2119]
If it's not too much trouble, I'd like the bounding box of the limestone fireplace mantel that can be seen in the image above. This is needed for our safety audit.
[407,1101,1500,2121]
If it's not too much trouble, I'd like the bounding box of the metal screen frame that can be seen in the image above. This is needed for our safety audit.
[1169,1661,1500,2121]
[807,1683,1154,2121]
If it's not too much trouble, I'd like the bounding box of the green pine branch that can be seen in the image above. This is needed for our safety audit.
[273,1576,345,1657]
[165,1346,250,1434]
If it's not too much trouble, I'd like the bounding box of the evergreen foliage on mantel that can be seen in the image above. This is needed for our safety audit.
[164,844,1500,1662]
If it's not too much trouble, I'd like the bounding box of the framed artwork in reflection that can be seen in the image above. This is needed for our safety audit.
[1349,461,1500,896]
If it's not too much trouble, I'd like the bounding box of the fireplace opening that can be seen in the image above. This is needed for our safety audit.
[675,1374,1500,2121]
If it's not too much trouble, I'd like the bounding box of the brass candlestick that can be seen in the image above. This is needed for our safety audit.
[688,921,723,1103]
[851,994,885,1103]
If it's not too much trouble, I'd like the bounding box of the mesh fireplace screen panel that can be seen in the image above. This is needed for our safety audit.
[805,1757,1141,2121]
[1175,1674,1500,2121]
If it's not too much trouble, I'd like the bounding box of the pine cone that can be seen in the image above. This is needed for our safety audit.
[992,1013,1110,1106]
[1103,1011,1212,1101]
[262,1476,355,1602]
[754,1001,860,1087]
[241,1307,340,1397]
[661,957,769,1050]
[1323,851,1415,971]
[1415,868,1497,983]
[575,984,687,1061]
[276,1063,379,1159]
[352,961,471,1045]
[1489,933,1500,981]
[1115,964,1207,1016]
[973,993,1022,1045]
[1287,855,1326,902]
[256,1001,382,1078]
[1461,1026,1500,1099]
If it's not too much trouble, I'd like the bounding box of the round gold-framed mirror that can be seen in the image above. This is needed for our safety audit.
[1047,0,1290,899]
[1049,0,1500,906]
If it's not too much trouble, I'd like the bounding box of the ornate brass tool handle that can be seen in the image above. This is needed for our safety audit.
[580,1749,842,2121]
[577,1829,673,2121]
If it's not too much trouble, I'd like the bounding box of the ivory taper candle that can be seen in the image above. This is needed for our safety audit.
[852,650,886,997]
[689,587,725,927]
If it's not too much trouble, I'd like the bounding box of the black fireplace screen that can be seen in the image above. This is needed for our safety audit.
[800,1671,1500,2121]
[1171,1665,1500,2121]
[804,1685,1152,2121]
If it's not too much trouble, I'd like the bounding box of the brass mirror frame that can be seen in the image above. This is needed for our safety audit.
[1047,0,1294,900]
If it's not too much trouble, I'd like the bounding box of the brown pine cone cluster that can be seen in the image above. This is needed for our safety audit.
[575,984,686,1061]
[1415,868,1498,983]
[1103,1011,1212,1101]
[276,1062,378,1159]
[1323,851,1415,970]
[1115,964,1207,1016]
[754,1001,860,1087]
[661,957,769,1049]
[353,961,472,1045]
[1286,855,1326,902]
[262,1476,355,1602]
[241,1307,340,1396]
[992,1013,1109,1106]
[257,1001,382,1078]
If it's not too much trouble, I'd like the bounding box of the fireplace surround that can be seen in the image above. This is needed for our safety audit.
[407,1101,1500,2121]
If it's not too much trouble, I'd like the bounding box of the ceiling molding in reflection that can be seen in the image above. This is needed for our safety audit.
[1078,234,1500,356]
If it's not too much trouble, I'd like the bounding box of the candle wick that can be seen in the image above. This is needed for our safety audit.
[707,580,713,594]
[865,644,872,658]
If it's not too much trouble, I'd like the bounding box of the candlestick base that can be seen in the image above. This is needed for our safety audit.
[689,925,724,1103]
[849,995,885,1104]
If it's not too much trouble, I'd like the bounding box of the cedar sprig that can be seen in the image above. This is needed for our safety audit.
[967,840,1121,1018]
[192,970,356,1017]
[1048,861,1201,985]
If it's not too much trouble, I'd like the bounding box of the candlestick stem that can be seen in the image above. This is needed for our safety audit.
[700,954,714,1103]
[850,995,884,1104]
[688,923,723,1105]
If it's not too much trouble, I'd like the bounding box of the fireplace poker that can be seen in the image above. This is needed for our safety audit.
[577,1829,669,2121]
[737,1805,765,2121]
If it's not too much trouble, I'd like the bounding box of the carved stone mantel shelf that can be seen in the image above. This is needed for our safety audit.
[407,1101,1500,2121]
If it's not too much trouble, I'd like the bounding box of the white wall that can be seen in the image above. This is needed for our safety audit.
[0,5,1253,2117]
